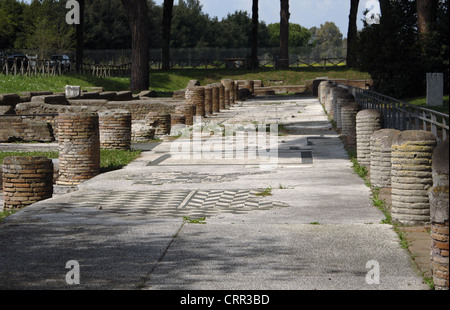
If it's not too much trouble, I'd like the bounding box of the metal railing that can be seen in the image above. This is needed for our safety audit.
[339,84,449,142]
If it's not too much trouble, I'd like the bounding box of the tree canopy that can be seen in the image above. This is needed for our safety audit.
[0,0,340,52]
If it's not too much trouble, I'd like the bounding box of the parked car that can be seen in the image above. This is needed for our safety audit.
[50,55,71,71]
[7,54,29,70]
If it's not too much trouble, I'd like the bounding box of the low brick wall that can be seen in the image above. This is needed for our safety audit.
[0,116,54,142]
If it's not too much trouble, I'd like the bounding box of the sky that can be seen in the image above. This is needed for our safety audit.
[151,0,381,37]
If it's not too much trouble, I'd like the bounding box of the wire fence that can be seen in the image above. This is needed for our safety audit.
[1,46,347,76]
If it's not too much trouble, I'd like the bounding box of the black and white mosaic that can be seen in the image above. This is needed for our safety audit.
[67,189,289,218]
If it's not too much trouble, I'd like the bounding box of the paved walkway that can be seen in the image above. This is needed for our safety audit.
[0,95,429,290]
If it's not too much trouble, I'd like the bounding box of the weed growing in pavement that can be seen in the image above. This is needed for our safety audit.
[183,216,207,224]
[255,187,273,197]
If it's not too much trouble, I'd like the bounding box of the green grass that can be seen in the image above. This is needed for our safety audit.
[0,149,142,171]
[403,95,449,115]
[183,216,207,224]
[0,150,59,163]
[149,67,371,92]
[0,208,19,223]
[99,149,142,172]
[255,187,273,196]
[0,68,371,94]
[0,73,130,94]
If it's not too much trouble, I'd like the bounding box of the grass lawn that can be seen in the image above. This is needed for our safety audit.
[0,67,371,94]
[403,95,449,115]
[0,149,142,172]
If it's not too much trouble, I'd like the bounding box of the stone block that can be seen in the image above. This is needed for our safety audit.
[65,85,81,98]
[0,93,21,108]
[116,91,133,101]
[31,94,69,105]
[427,73,444,107]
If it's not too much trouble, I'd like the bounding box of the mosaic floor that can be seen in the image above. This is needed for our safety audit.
[67,189,289,218]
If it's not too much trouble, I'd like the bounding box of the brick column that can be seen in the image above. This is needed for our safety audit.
[98,109,132,150]
[222,79,235,107]
[335,93,355,131]
[56,112,100,186]
[204,85,213,116]
[242,80,254,94]
[319,81,333,106]
[217,83,225,111]
[391,130,437,225]
[146,112,171,136]
[370,129,400,188]
[175,104,196,126]
[340,102,361,153]
[2,156,53,209]
[429,140,449,290]
[356,109,383,168]
[211,84,220,113]
[186,87,206,118]
[329,87,347,120]
[324,85,337,116]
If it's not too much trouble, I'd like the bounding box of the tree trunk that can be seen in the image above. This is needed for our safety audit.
[417,0,436,35]
[378,0,391,25]
[346,0,359,68]
[121,0,150,91]
[251,0,259,69]
[162,0,174,71]
[279,0,289,69]
[75,0,85,73]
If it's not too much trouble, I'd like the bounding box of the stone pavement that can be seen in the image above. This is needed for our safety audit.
[0,95,431,291]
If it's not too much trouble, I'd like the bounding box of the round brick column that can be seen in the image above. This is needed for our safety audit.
[146,112,171,136]
[324,85,337,116]
[217,83,225,111]
[429,141,449,290]
[2,156,53,209]
[185,87,206,118]
[222,79,235,107]
[211,84,220,113]
[370,129,400,188]
[57,112,100,186]
[356,109,383,168]
[329,87,347,119]
[318,80,329,103]
[204,85,213,116]
[98,109,132,150]
[234,81,239,103]
[175,104,196,126]
[320,81,333,105]
[340,102,361,153]
[391,130,437,225]
[242,80,254,94]
[335,93,355,130]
